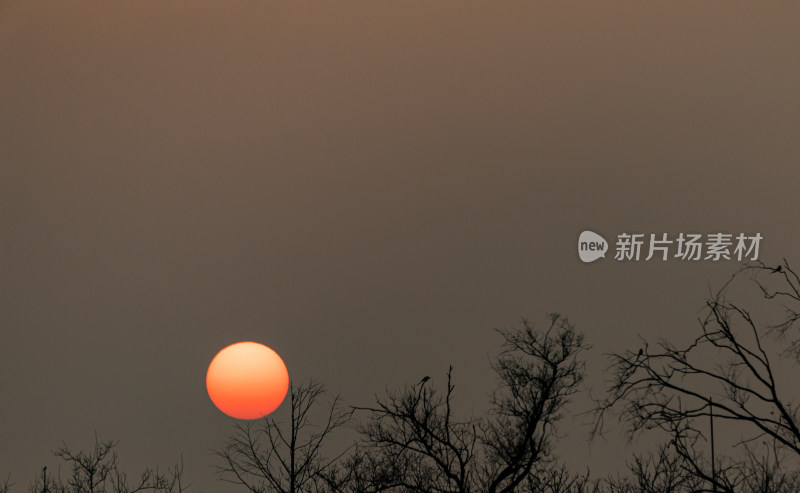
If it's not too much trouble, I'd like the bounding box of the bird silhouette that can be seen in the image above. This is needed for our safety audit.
[419,376,430,385]
[771,265,782,273]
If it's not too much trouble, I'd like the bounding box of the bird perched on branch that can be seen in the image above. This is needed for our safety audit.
[419,376,430,385]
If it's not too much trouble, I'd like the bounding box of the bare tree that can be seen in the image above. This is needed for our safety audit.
[24,436,186,493]
[351,366,478,492]
[608,436,800,493]
[215,379,353,493]
[522,464,598,493]
[355,313,590,493]
[594,260,800,492]
[600,442,703,493]
[730,439,800,493]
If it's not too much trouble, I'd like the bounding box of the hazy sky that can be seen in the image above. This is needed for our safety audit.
[2,2,800,491]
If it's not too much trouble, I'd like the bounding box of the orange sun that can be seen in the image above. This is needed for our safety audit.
[206,342,290,420]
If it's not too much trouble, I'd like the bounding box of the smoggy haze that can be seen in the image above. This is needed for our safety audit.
[2,2,800,491]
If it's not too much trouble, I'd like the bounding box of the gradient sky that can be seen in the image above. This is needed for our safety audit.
[2,2,800,491]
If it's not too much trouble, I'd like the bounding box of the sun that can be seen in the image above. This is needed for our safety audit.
[206,342,290,420]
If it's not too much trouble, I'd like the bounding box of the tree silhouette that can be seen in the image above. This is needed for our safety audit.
[19,436,186,493]
[354,313,590,493]
[594,260,800,492]
[600,442,702,493]
[215,379,353,493]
